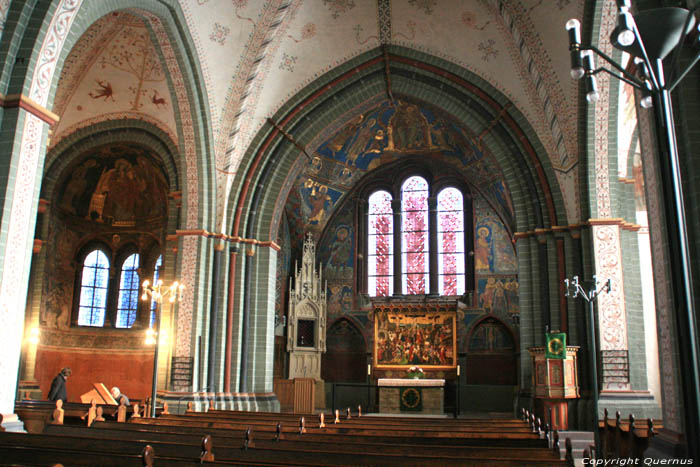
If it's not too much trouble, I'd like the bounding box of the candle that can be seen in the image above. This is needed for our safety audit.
[457,365,460,376]
[367,364,371,375]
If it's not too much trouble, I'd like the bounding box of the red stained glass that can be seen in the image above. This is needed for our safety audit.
[367,182,467,297]
[401,176,428,294]
[438,188,465,295]
[368,191,393,296]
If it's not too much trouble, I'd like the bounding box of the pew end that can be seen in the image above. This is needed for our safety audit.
[243,428,254,450]
[142,444,154,467]
[201,434,215,460]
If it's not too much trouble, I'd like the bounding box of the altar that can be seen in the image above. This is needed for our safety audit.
[378,378,445,414]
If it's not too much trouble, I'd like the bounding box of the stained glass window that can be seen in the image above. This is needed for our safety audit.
[150,255,162,327]
[401,176,429,294]
[116,253,140,328]
[438,187,465,295]
[78,250,110,326]
[368,190,393,296]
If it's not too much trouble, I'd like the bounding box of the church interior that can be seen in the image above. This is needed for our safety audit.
[1,0,700,461]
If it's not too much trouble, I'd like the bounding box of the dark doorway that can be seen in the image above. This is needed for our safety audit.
[465,317,517,385]
[322,318,366,382]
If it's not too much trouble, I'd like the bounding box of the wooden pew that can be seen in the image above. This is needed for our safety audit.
[0,431,214,463]
[46,423,563,462]
[130,416,544,443]
[15,400,146,433]
[42,423,567,466]
[80,418,546,448]
[599,408,661,460]
[165,412,534,434]
[164,410,533,429]
[13,400,572,465]
[0,431,312,466]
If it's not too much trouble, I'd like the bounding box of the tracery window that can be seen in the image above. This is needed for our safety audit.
[368,190,394,297]
[78,249,110,326]
[116,253,140,328]
[366,170,472,297]
[74,245,162,328]
[437,187,465,295]
[401,176,429,294]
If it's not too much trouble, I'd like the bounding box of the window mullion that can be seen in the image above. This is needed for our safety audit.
[428,195,438,295]
[392,198,402,296]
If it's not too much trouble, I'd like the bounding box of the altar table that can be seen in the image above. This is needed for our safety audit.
[377,378,445,414]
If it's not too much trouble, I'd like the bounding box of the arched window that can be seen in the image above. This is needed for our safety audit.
[116,253,140,328]
[401,176,429,294]
[438,187,465,295]
[78,250,110,326]
[150,255,163,327]
[365,170,472,297]
[368,190,393,297]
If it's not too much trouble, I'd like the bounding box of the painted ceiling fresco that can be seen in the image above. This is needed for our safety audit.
[49,0,587,230]
[51,12,178,151]
[284,99,514,247]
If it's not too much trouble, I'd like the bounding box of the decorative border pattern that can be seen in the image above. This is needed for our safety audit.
[0,0,11,33]
[492,0,573,171]
[216,0,300,231]
[592,223,630,391]
[30,0,82,107]
[377,0,391,44]
[178,0,217,138]
[141,11,199,358]
[593,1,616,218]
[637,93,679,429]
[50,111,179,153]
[0,0,82,413]
[218,0,298,171]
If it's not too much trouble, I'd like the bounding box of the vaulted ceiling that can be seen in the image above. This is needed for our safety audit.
[48,0,587,230]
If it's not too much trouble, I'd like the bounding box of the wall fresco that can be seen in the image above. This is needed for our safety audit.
[468,318,514,352]
[286,99,508,245]
[477,276,519,315]
[318,205,354,321]
[58,144,168,225]
[281,100,519,366]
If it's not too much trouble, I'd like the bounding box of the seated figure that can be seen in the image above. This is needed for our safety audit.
[110,386,130,406]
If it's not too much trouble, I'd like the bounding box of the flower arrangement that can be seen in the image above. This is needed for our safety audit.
[406,366,425,379]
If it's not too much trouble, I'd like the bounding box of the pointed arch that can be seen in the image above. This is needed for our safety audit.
[322,317,367,383]
[464,315,517,385]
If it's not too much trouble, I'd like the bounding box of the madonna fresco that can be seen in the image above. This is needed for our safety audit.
[58,145,168,225]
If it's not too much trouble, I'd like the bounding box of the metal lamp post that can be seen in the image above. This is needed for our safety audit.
[567,1,700,459]
[564,275,611,457]
[142,279,184,418]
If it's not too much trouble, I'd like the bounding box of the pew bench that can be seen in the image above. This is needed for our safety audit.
[46,422,563,463]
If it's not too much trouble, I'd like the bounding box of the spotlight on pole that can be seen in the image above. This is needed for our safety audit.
[612,7,635,47]
[566,19,584,79]
[566,3,700,460]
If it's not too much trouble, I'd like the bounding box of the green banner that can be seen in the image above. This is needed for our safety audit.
[545,332,567,359]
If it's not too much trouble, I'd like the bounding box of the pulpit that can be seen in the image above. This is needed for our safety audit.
[378,378,445,414]
[528,346,580,430]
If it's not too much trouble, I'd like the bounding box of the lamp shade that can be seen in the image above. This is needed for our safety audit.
[612,7,695,60]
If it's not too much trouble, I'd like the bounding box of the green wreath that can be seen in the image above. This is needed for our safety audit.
[401,388,421,409]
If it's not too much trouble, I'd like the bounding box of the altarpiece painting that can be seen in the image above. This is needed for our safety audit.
[374,310,457,370]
